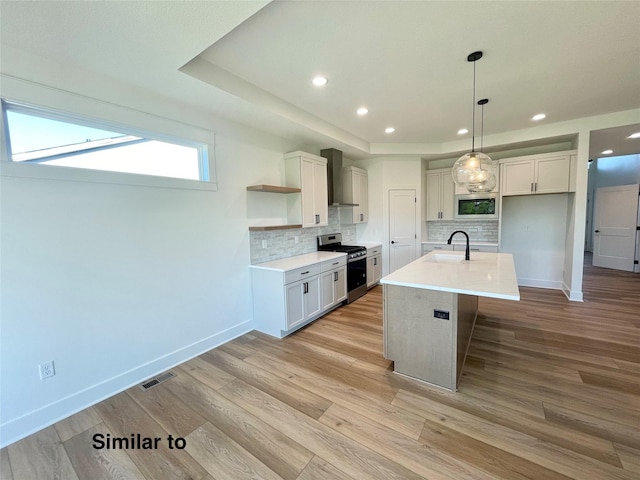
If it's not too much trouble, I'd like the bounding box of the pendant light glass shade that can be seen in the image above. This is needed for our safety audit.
[452,151,496,192]
[452,51,496,193]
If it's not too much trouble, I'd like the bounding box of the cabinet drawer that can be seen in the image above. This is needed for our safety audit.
[284,264,322,284]
[321,256,347,272]
[367,246,382,256]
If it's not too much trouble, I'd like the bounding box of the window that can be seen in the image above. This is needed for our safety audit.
[2,101,209,182]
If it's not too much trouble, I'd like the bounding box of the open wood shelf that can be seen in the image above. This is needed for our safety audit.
[246,185,301,194]
[249,224,303,231]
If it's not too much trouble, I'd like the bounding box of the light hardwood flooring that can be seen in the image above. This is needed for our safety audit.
[3,262,639,479]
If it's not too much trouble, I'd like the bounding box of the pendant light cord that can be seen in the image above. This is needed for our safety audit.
[471,59,476,153]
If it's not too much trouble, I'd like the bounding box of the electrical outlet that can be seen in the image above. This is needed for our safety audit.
[294,236,299,244]
[39,360,55,380]
[262,240,268,248]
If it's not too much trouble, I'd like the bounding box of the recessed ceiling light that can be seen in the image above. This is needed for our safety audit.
[356,107,369,116]
[457,128,469,135]
[627,132,640,139]
[532,113,546,121]
[312,76,328,87]
[385,127,395,134]
[601,149,613,155]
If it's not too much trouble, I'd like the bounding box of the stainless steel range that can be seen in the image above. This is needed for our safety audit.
[317,233,367,303]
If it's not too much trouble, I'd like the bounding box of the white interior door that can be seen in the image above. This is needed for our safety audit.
[389,189,416,273]
[592,184,638,271]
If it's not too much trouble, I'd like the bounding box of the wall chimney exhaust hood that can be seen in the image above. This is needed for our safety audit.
[320,148,359,207]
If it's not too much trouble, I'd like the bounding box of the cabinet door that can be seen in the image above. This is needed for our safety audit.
[285,281,306,329]
[313,160,328,226]
[372,255,382,284]
[300,158,316,227]
[305,275,322,319]
[440,174,455,220]
[334,267,347,303]
[535,156,570,194]
[426,173,442,220]
[366,256,375,287]
[501,160,535,196]
[321,270,336,310]
[357,171,368,223]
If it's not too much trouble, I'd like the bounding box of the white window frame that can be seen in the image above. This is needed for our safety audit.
[0,78,217,192]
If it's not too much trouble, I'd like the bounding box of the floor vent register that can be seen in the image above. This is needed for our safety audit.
[138,371,176,391]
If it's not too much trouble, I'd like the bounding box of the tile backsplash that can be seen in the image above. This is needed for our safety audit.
[426,220,499,243]
[250,207,356,264]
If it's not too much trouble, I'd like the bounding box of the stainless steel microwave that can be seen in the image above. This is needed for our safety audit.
[455,193,498,219]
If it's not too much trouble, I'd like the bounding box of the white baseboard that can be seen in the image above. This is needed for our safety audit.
[0,320,252,448]
[562,282,584,302]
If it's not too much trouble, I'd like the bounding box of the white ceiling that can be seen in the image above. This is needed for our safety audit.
[1,1,639,161]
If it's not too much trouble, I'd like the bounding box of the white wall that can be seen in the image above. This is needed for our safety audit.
[0,60,295,447]
[501,194,569,289]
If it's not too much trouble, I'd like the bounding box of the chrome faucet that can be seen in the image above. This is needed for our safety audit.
[447,230,470,261]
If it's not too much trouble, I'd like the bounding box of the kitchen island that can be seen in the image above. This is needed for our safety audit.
[380,250,519,391]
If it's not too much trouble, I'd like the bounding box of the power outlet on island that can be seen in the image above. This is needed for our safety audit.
[39,360,55,380]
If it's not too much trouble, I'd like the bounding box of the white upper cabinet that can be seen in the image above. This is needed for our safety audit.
[343,166,368,223]
[285,151,328,227]
[501,152,575,196]
[426,169,454,220]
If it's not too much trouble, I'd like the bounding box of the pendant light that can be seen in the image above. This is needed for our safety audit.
[452,51,496,193]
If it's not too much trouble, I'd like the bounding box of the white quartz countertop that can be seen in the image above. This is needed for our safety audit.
[249,251,346,272]
[356,242,382,250]
[381,251,520,301]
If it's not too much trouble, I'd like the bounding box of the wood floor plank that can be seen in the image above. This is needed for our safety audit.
[296,455,356,480]
[175,356,236,390]
[94,391,207,480]
[53,406,102,442]
[1,444,14,480]
[319,402,499,480]
[201,347,333,420]
[164,366,314,480]
[543,402,640,449]
[126,381,208,438]
[219,378,424,480]
[63,423,147,480]
[244,350,425,440]
[578,370,640,396]
[186,422,282,480]
[614,444,640,474]
[393,389,633,480]
[6,426,78,480]
[419,419,573,480]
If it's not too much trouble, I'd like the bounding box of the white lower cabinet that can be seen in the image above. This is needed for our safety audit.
[321,259,347,310]
[366,245,383,288]
[251,253,347,338]
[285,275,322,331]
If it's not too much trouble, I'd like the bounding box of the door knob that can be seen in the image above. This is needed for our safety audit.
[391,240,396,244]
[594,230,600,233]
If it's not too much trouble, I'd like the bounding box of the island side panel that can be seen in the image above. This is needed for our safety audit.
[456,294,479,383]
[384,284,457,390]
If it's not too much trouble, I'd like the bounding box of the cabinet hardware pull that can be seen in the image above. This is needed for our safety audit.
[315,214,320,224]
[374,258,377,266]
[332,261,339,265]
[360,213,364,221]
[303,282,308,294]
[301,271,309,275]
[334,272,338,281]
[531,182,534,192]
[534,182,537,192]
